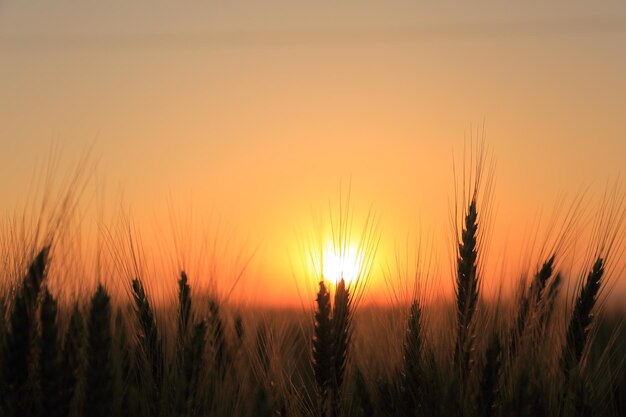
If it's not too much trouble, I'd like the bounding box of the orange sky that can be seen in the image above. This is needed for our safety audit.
[1,1,626,306]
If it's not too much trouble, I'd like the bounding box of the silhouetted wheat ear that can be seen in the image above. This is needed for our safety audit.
[402,299,423,415]
[23,247,50,306]
[313,280,332,417]
[531,255,556,303]
[510,256,556,355]
[131,278,163,400]
[561,257,604,376]
[207,298,229,376]
[2,247,49,416]
[331,278,350,417]
[455,199,479,381]
[39,288,62,417]
[177,271,192,350]
[537,273,562,340]
[61,303,85,417]
[84,284,113,417]
[115,309,142,417]
[476,331,502,417]
[174,271,192,414]
[180,320,207,415]
[112,308,126,416]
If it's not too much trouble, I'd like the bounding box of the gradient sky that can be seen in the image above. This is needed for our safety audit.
[2,1,626,305]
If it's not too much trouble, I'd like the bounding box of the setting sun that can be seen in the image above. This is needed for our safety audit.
[321,242,363,285]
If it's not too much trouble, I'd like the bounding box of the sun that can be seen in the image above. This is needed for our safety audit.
[321,242,363,285]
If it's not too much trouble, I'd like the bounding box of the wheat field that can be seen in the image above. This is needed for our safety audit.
[1,164,625,417]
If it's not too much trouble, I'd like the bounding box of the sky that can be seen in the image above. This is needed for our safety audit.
[1,1,626,306]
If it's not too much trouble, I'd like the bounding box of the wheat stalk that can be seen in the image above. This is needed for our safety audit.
[181,320,207,415]
[61,303,85,417]
[207,298,230,377]
[131,277,163,412]
[177,271,192,354]
[312,280,332,417]
[84,284,113,417]
[2,247,49,416]
[331,278,350,417]
[116,307,142,417]
[401,299,423,416]
[510,256,556,356]
[476,330,502,417]
[39,288,62,417]
[454,199,480,383]
[561,257,604,376]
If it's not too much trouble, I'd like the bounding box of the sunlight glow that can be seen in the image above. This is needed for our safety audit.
[321,242,363,285]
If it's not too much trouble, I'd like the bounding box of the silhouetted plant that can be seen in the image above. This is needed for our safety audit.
[131,278,163,412]
[455,199,480,385]
[330,279,350,417]
[177,272,192,356]
[401,299,423,416]
[476,331,502,417]
[562,257,604,376]
[313,280,332,417]
[38,288,62,417]
[84,284,113,417]
[2,247,49,417]
[61,303,85,417]
[180,320,207,415]
[510,256,556,356]
[536,273,562,340]
[208,298,229,377]
[116,310,142,417]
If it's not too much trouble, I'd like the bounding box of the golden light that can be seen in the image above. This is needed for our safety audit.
[321,242,363,285]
